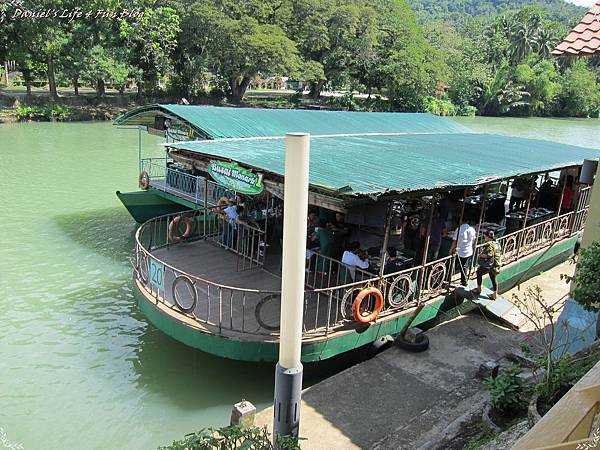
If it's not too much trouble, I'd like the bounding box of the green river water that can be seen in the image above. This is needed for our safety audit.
[0,117,599,450]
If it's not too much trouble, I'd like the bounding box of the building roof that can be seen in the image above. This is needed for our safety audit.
[552,1,600,56]
[168,133,599,196]
[114,104,470,139]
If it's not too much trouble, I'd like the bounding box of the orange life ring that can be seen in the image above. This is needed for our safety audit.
[352,287,384,323]
[139,171,150,190]
[169,215,192,243]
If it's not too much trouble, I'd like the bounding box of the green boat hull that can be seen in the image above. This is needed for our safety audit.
[116,189,189,223]
[133,235,578,363]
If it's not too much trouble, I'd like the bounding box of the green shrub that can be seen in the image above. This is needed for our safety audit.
[159,426,301,450]
[484,366,527,414]
[571,241,600,312]
[423,96,457,116]
[14,104,74,121]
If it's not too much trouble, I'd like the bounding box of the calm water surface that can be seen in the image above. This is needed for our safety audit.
[0,117,598,450]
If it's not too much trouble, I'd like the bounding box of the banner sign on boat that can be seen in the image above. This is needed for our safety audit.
[207,160,264,195]
[148,259,165,291]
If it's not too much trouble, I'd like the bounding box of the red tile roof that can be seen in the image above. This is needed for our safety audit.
[552,1,600,56]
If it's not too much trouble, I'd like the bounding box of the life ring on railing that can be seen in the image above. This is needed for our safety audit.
[169,215,192,243]
[352,287,384,324]
[139,171,150,190]
[172,275,197,313]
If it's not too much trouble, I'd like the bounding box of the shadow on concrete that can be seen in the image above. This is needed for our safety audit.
[299,313,524,449]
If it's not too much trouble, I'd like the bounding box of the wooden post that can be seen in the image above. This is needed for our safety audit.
[476,183,489,239]
[556,175,567,218]
[418,199,436,294]
[522,180,534,230]
[3,61,8,86]
[378,201,393,278]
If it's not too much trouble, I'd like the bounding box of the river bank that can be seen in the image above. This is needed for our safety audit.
[3,88,599,124]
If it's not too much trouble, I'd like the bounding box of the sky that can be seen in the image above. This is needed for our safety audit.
[564,0,596,6]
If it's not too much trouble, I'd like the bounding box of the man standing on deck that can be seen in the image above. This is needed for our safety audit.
[451,216,477,286]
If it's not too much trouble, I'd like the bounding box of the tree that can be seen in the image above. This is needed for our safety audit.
[514,57,560,115]
[571,242,600,312]
[120,6,180,98]
[177,1,299,103]
[80,45,131,96]
[557,60,600,118]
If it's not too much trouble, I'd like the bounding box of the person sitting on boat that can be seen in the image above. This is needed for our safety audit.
[330,212,351,258]
[306,211,320,250]
[384,247,407,275]
[342,241,369,281]
[509,178,527,211]
[471,230,501,300]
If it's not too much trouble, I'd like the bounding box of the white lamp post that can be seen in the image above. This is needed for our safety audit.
[273,133,310,439]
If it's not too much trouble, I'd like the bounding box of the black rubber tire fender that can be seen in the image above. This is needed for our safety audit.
[396,333,430,353]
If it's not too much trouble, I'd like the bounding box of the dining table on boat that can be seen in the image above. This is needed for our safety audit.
[505,207,555,233]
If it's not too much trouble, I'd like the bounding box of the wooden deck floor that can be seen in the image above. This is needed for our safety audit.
[152,240,336,337]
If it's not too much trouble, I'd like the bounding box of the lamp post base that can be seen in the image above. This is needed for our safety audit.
[273,362,303,439]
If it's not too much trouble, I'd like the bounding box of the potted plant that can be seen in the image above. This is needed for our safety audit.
[483,366,528,431]
[510,286,583,425]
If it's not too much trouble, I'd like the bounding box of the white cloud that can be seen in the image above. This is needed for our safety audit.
[565,0,595,6]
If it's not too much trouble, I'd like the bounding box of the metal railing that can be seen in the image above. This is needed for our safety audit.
[139,158,236,207]
[140,157,168,180]
[134,206,589,339]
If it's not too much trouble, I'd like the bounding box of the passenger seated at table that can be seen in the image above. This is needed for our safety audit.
[306,212,320,250]
[403,215,422,255]
[538,174,555,210]
[315,220,334,256]
[509,178,527,211]
[330,213,350,257]
[384,247,407,275]
[342,241,369,280]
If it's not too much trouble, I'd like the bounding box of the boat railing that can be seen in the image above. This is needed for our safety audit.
[134,207,588,339]
[140,157,168,180]
[139,158,237,207]
[304,207,588,335]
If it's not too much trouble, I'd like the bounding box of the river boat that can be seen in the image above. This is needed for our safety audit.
[114,105,598,362]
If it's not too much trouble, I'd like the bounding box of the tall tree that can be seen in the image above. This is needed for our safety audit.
[120,6,180,98]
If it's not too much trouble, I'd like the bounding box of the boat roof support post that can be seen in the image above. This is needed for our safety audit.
[417,199,436,296]
[522,178,535,230]
[556,173,567,219]
[476,183,490,238]
[138,126,142,173]
[378,201,393,278]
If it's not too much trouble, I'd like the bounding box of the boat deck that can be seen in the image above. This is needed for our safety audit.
[152,240,338,338]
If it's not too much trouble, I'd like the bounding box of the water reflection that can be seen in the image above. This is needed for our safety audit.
[54,207,137,262]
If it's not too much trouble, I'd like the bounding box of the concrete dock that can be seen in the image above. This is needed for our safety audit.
[255,261,576,449]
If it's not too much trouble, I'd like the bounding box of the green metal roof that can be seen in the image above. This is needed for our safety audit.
[114,104,470,138]
[169,133,599,195]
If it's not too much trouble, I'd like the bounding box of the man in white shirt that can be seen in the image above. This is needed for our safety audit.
[451,218,477,286]
[342,241,369,281]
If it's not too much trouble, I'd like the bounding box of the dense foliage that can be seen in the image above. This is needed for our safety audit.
[484,366,527,414]
[572,241,600,312]
[410,0,585,25]
[0,0,599,117]
[158,426,300,450]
